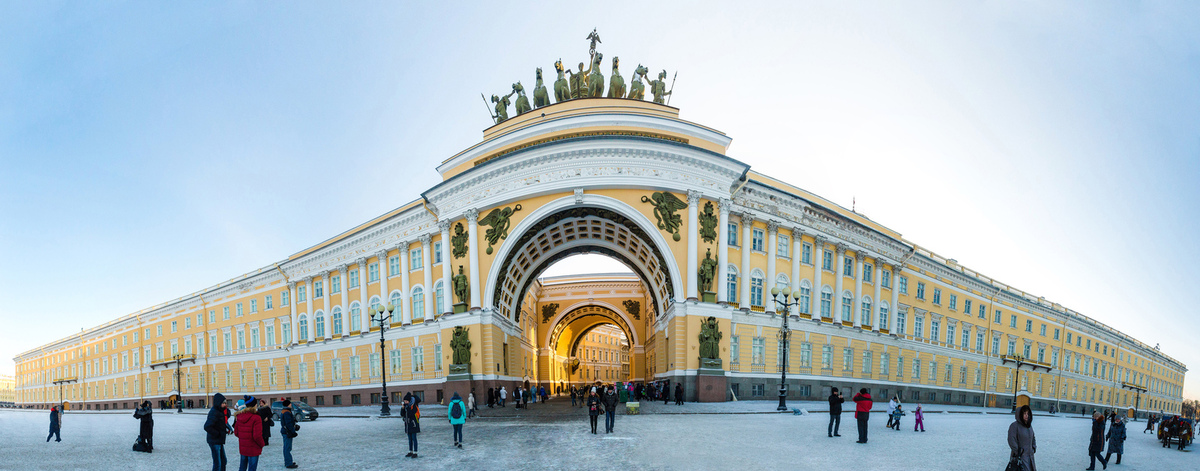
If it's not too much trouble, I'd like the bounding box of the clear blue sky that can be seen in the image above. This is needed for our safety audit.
[2,1,1198,399]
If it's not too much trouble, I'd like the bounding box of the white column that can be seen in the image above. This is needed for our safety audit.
[872,258,883,331]
[421,234,434,320]
[716,198,731,303]
[686,190,701,300]
[890,264,902,333]
[336,264,348,336]
[377,249,389,317]
[439,220,453,315]
[765,220,779,313]
[853,251,864,328]
[813,237,825,318]
[399,242,411,324]
[321,271,331,330]
[740,212,754,308]
[791,227,803,316]
[467,208,481,309]
[834,243,846,323]
[287,282,297,344]
[356,258,367,331]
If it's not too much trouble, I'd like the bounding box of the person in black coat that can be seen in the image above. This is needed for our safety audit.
[586,389,601,434]
[134,401,154,452]
[828,387,844,437]
[674,383,684,405]
[46,405,61,442]
[279,399,299,469]
[602,387,619,433]
[1087,411,1109,470]
[203,393,230,471]
[257,399,273,446]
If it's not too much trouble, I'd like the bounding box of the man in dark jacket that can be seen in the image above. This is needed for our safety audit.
[46,405,61,442]
[1086,411,1109,470]
[852,388,873,444]
[203,393,230,471]
[828,387,844,437]
[602,387,619,433]
[257,398,273,446]
[279,399,299,469]
[674,383,684,405]
[134,401,154,452]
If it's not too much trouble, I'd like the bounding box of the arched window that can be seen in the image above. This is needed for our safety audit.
[820,285,833,318]
[841,291,853,322]
[412,286,425,321]
[331,307,343,336]
[350,302,362,332]
[314,310,326,339]
[434,280,445,315]
[726,265,739,304]
[860,295,872,326]
[775,274,790,292]
[298,315,309,342]
[879,301,890,330]
[799,280,812,314]
[389,291,403,318]
[750,269,764,307]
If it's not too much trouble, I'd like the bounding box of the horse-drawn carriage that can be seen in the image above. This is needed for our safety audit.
[1157,416,1193,450]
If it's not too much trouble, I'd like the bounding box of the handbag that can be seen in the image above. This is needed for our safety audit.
[1005,449,1028,471]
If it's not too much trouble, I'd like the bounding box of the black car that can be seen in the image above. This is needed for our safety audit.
[271,401,319,422]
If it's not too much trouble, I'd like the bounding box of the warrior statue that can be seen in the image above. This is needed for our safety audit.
[491,92,513,123]
[533,67,550,108]
[453,265,469,305]
[607,56,625,98]
[650,70,673,104]
[553,60,571,103]
[512,81,531,115]
[698,248,719,293]
[567,61,590,99]
[450,326,472,365]
[586,52,605,98]
[627,65,648,100]
[698,316,723,360]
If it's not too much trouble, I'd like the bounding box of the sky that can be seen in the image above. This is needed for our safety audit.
[1,1,1198,398]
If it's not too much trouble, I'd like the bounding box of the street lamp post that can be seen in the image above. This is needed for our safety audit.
[51,378,77,412]
[770,286,803,412]
[371,303,396,417]
[1121,382,1147,422]
[1000,355,1051,412]
[150,354,195,413]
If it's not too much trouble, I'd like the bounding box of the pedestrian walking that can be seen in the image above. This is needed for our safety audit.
[913,404,925,432]
[499,386,507,407]
[586,388,601,434]
[279,400,299,469]
[541,386,548,403]
[1007,405,1037,471]
[448,392,466,448]
[674,383,683,405]
[204,393,231,471]
[890,403,903,431]
[828,387,844,437]
[1143,415,1154,433]
[664,381,671,405]
[467,391,477,418]
[401,393,421,458]
[1087,411,1109,470]
[133,401,154,452]
[603,387,619,433]
[513,387,522,409]
[46,405,61,443]
[571,388,578,407]
[487,388,495,408]
[1104,415,1126,466]
[522,387,530,408]
[852,388,873,444]
[257,399,273,446]
[232,398,265,471]
[886,397,898,428]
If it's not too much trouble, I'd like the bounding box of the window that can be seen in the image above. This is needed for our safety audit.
[412,286,425,320]
[1067,332,1073,344]
[1037,346,1045,363]
[751,228,764,252]
[250,328,259,348]
[332,359,341,381]
[798,281,812,314]
[390,349,402,374]
[862,351,872,374]
[778,234,790,257]
[389,255,400,277]
[332,308,343,336]
[410,249,423,270]
[349,269,359,288]
[860,296,872,326]
[282,323,291,344]
[265,326,274,346]
[1009,315,1017,328]
[726,265,739,304]
[821,345,832,369]
[250,299,258,313]
[930,361,938,381]
[994,311,1001,324]
[750,270,764,307]
[840,291,852,322]
[1038,324,1046,336]
[435,281,445,315]
[822,250,833,271]
[223,307,230,320]
[412,347,424,372]
[298,315,309,342]
[315,360,323,382]
[843,256,854,277]
[1023,343,1031,358]
[237,302,245,316]
[730,336,740,363]
[331,275,341,294]
[820,286,833,318]
[434,241,443,264]
[842,348,853,371]
[315,312,326,338]
[350,302,361,332]
[880,353,890,376]
[930,320,940,342]
[727,222,739,246]
[185,317,191,329]
[368,263,379,282]
[948,294,957,310]
[978,304,985,318]
[802,242,812,264]
[914,316,924,338]
[1024,319,1032,332]
[800,343,812,367]
[946,324,955,346]
[916,282,925,300]
[435,344,443,371]
[281,290,289,306]
[1053,328,1060,340]
[932,288,941,305]
[962,327,971,348]
[863,264,873,283]
[1007,340,1016,356]
[879,301,889,330]
[171,321,177,333]
[299,286,307,302]
[897,356,905,378]
[751,337,765,365]
[896,311,906,335]
[881,269,890,289]
[991,336,1000,355]
[912,359,921,379]
[350,355,360,379]
[964,299,972,314]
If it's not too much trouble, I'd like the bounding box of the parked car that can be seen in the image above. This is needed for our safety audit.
[271,400,319,422]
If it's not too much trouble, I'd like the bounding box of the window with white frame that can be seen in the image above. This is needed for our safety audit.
[947,324,956,346]
[726,265,739,304]
[314,282,323,299]
[914,316,924,338]
[821,345,832,369]
[880,352,890,376]
[799,281,812,314]
[862,350,872,374]
[864,263,873,283]
[930,320,940,342]
[932,288,941,305]
[412,287,425,320]
[777,234,790,257]
[331,275,340,294]
[751,337,765,365]
[802,242,812,264]
[727,222,738,246]
[751,228,764,252]
[840,291,853,322]
[350,302,361,332]
[820,286,833,318]
[800,343,811,367]
[434,241,443,265]
[896,311,906,335]
[332,308,343,336]
[435,280,445,314]
[389,256,400,277]
[881,269,890,288]
[842,347,853,371]
[860,296,872,326]
[843,256,854,277]
[730,335,739,363]
[898,276,908,294]
[948,294,957,310]
[411,347,424,372]
[368,263,379,282]
[879,301,889,329]
[410,248,423,270]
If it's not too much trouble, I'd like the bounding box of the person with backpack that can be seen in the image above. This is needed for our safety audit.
[890,403,904,431]
[204,393,231,471]
[133,401,154,452]
[232,398,265,471]
[540,386,548,403]
[913,404,925,432]
[279,400,299,469]
[448,392,466,448]
[586,388,601,434]
[401,393,421,458]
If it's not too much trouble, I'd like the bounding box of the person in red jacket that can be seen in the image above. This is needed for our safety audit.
[233,397,265,471]
[852,388,873,444]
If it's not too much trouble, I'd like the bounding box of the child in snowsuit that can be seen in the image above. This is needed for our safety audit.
[913,404,925,432]
[891,404,904,430]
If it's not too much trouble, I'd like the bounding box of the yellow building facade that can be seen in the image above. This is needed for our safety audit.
[12,98,1185,415]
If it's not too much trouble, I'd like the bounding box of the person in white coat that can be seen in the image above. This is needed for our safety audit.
[499,386,507,407]
[886,397,899,428]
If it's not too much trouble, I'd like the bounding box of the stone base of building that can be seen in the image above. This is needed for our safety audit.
[443,377,474,405]
[696,369,728,402]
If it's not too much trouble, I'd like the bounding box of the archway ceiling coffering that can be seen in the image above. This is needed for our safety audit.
[545,304,635,358]
[492,206,674,323]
